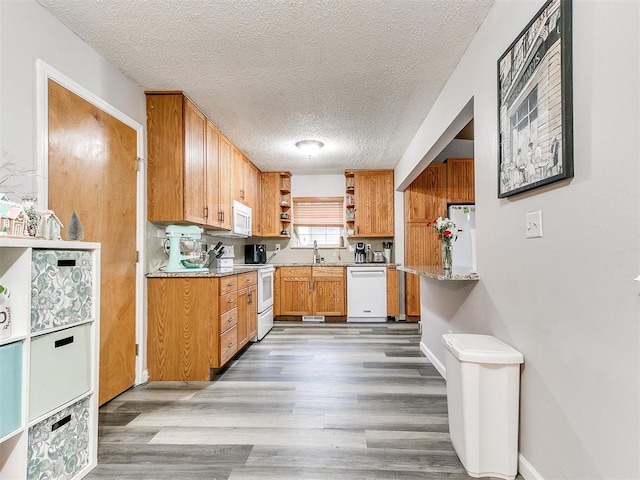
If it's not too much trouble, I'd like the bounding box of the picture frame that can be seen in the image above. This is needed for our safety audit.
[497,0,573,198]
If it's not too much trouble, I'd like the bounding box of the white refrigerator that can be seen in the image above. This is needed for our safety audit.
[448,205,476,271]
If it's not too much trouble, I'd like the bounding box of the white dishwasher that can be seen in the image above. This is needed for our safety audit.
[347,266,387,322]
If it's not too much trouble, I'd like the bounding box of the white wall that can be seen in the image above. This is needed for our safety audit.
[396,1,640,479]
[0,0,146,198]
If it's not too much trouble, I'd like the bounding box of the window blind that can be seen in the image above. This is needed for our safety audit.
[293,197,344,227]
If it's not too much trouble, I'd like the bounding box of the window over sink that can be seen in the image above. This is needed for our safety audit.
[292,197,344,248]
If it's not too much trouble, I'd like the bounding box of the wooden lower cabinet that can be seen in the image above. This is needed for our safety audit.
[313,267,346,316]
[147,271,257,381]
[386,266,399,317]
[277,266,346,318]
[237,272,258,349]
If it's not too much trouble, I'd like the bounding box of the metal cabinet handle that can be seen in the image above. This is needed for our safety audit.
[227,282,234,286]
[204,205,209,219]
[228,298,235,304]
[227,317,234,323]
[228,342,235,349]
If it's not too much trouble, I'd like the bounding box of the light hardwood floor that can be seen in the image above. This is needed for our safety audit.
[86,322,494,479]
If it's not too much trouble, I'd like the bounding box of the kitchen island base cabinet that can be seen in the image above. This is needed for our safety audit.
[147,271,258,381]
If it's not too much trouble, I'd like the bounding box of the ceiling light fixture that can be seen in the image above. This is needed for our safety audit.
[295,139,324,156]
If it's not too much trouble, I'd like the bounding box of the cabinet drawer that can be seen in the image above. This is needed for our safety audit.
[29,324,91,420]
[313,266,344,278]
[0,341,22,438]
[237,271,257,288]
[219,275,238,296]
[31,250,94,333]
[219,325,238,366]
[219,292,238,314]
[280,266,312,277]
[219,308,238,333]
[28,396,90,480]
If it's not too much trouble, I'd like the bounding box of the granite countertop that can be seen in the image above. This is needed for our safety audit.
[274,262,396,267]
[147,262,398,278]
[398,265,479,281]
[147,266,263,278]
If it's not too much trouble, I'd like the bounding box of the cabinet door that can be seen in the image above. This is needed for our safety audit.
[247,284,257,339]
[354,171,394,236]
[146,93,184,222]
[259,172,280,237]
[405,163,447,223]
[386,267,399,317]
[404,222,440,318]
[232,147,246,204]
[279,267,313,315]
[237,287,249,349]
[447,158,475,204]
[147,278,216,380]
[205,120,221,228]
[218,135,233,230]
[183,99,207,224]
[312,267,345,316]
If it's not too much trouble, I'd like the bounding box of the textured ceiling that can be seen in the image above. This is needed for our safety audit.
[36,0,492,174]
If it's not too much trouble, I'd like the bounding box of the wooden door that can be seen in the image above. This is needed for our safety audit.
[47,79,137,404]
[183,99,207,224]
[354,171,394,236]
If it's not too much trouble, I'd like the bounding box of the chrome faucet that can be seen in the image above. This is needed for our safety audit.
[312,240,320,264]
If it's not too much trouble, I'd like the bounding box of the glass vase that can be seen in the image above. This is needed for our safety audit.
[441,241,452,272]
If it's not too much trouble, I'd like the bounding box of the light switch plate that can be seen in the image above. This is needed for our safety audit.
[526,210,543,238]
[275,244,281,252]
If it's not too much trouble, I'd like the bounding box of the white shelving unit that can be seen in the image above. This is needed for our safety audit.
[0,238,100,480]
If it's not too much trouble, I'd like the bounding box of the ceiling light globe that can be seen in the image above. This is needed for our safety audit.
[295,139,324,155]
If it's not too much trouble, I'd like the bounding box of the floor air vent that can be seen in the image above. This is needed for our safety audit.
[302,315,325,322]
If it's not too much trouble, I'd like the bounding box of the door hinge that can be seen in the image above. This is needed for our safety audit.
[136,157,144,172]
[135,343,139,356]
[136,250,140,263]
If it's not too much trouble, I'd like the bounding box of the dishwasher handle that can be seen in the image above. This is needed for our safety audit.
[349,269,386,276]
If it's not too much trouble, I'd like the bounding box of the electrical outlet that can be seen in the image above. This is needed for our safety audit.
[526,210,543,238]
[275,244,281,252]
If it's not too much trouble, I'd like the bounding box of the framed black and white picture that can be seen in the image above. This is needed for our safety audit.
[498,0,573,198]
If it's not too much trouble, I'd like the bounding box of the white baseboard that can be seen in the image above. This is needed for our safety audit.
[518,453,544,480]
[419,341,446,379]
[137,369,149,385]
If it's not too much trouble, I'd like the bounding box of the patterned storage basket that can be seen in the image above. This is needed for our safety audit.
[27,397,90,480]
[31,250,93,333]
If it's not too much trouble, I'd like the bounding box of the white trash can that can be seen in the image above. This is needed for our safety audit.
[443,334,524,480]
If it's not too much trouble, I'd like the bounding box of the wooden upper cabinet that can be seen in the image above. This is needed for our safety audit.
[352,170,394,237]
[405,163,447,223]
[147,92,233,229]
[259,172,281,237]
[446,158,475,204]
[217,134,233,230]
[183,99,207,224]
[232,147,246,204]
[146,93,187,223]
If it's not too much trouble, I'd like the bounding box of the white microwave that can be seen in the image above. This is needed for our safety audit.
[232,200,252,237]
